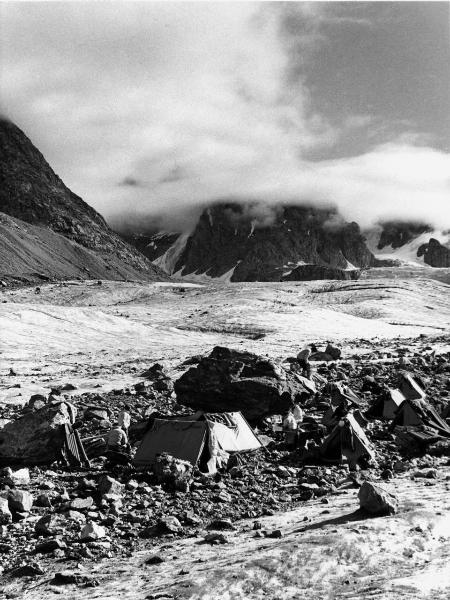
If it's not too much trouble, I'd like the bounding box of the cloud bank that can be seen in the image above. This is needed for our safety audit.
[1,2,449,232]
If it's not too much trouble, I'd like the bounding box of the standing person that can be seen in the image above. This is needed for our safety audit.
[118,404,131,435]
[296,344,317,379]
[292,403,304,425]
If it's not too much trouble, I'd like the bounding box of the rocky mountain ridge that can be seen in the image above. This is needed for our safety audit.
[0,118,167,284]
[126,203,377,282]
[126,211,450,280]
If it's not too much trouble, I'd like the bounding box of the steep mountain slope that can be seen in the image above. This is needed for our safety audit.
[0,118,167,284]
[130,203,376,282]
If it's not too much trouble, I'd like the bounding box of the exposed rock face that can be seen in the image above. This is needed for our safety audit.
[174,346,313,421]
[0,402,75,465]
[284,265,361,281]
[128,203,375,281]
[377,221,432,250]
[0,118,167,283]
[417,238,450,267]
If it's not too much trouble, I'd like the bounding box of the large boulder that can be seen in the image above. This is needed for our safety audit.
[358,481,398,516]
[175,347,312,421]
[0,401,76,465]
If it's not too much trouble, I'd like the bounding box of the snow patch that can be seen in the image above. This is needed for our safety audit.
[366,229,450,267]
[173,261,241,283]
[153,233,190,274]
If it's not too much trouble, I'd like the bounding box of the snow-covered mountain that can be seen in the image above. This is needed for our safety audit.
[365,221,450,268]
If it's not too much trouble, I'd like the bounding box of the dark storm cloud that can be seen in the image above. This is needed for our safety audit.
[1,2,449,231]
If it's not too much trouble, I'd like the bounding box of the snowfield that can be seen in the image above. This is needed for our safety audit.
[1,278,450,401]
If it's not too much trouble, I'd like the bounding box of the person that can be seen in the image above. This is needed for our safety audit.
[106,425,129,452]
[283,410,298,448]
[292,403,304,425]
[296,344,317,379]
[118,404,131,434]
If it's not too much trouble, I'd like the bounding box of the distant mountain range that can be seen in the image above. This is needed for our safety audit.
[124,204,450,282]
[0,118,167,284]
[1,117,448,286]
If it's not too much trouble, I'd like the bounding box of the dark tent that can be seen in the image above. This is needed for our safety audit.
[392,398,450,437]
[320,413,375,467]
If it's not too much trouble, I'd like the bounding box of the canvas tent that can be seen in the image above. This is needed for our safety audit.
[133,411,262,471]
[368,388,405,420]
[327,382,361,407]
[399,374,426,400]
[320,413,375,467]
[392,398,450,436]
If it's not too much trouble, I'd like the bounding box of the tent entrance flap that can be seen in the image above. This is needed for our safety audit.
[134,420,207,468]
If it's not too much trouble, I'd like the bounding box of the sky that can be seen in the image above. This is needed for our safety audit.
[1,1,450,232]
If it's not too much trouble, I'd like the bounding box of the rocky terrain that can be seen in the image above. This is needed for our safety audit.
[0,119,167,285]
[0,278,450,599]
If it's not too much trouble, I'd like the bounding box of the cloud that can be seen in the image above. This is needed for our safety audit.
[1,2,449,233]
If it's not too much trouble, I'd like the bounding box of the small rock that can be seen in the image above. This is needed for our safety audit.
[0,497,12,524]
[204,532,229,544]
[158,516,182,534]
[267,529,283,539]
[8,489,33,513]
[35,538,66,554]
[11,562,44,577]
[35,493,52,508]
[35,514,60,536]
[145,554,166,565]
[207,518,235,531]
[98,475,123,496]
[69,496,94,510]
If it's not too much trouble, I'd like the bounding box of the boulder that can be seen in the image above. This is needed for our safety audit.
[358,481,398,516]
[325,344,342,360]
[98,475,123,496]
[35,539,66,554]
[69,496,94,510]
[35,514,60,536]
[158,516,182,534]
[0,497,12,524]
[8,489,33,513]
[80,522,106,542]
[0,402,76,465]
[175,346,312,421]
[310,352,335,362]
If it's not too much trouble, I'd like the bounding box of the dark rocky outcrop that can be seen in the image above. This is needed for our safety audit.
[417,238,450,267]
[130,203,376,282]
[377,221,432,250]
[174,346,313,421]
[0,118,167,283]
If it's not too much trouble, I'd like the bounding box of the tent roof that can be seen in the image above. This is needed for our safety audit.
[134,419,207,468]
[133,411,262,468]
[204,412,262,452]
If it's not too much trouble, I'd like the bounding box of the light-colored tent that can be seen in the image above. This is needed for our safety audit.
[134,411,262,471]
[320,413,375,467]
